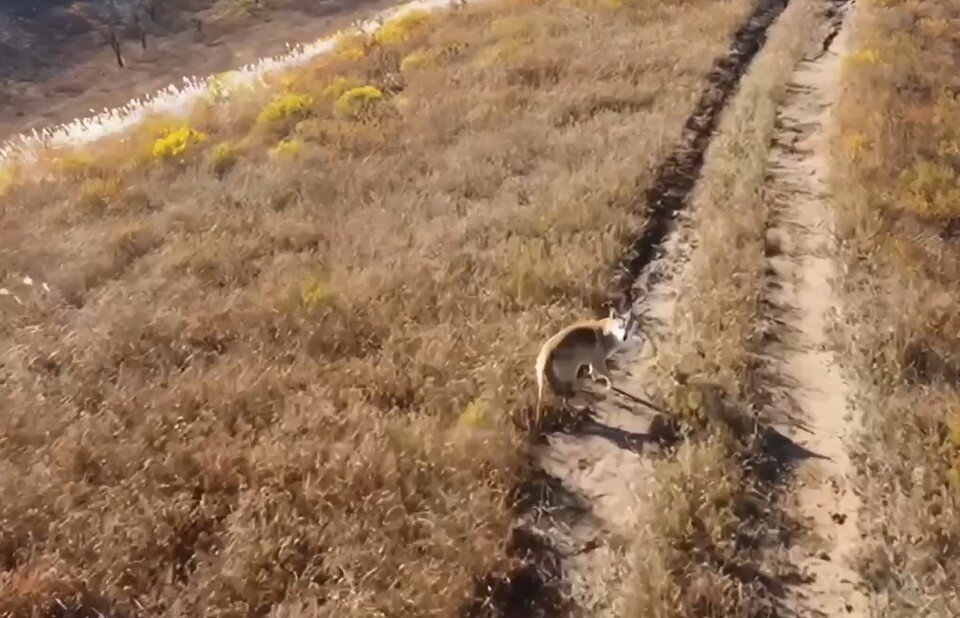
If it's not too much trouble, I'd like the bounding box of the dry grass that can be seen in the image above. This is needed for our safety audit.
[0,0,754,614]
[833,0,960,614]
[620,0,825,614]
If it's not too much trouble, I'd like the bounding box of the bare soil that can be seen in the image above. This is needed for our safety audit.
[758,2,869,614]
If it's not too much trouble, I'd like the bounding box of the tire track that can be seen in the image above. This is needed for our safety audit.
[757,2,870,614]
[615,0,788,311]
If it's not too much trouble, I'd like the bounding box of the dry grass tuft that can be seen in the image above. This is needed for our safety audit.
[0,0,755,614]
[622,436,745,616]
[833,0,960,614]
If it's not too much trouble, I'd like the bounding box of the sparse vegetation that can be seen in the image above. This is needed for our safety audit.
[0,0,755,614]
[833,0,960,614]
[623,436,745,616]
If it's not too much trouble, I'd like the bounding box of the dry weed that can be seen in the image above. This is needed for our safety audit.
[833,0,960,614]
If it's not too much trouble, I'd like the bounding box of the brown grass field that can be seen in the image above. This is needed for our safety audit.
[833,0,960,614]
[0,0,755,614]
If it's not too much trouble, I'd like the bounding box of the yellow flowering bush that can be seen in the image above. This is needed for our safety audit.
[333,85,385,118]
[257,93,314,124]
[321,76,361,100]
[374,10,432,45]
[151,126,208,160]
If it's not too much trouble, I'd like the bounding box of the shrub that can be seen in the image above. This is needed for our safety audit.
[76,178,121,212]
[897,158,960,218]
[139,114,181,140]
[843,49,881,67]
[400,49,435,73]
[321,76,361,101]
[49,149,93,179]
[299,276,332,308]
[257,93,314,125]
[207,71,239,102]
[919,17,951,37]
[270,138,305,159]
[948,411,960,487]
[334,32,368,60]
[841,132,868,159]
[599,0,628,9]
[0,163,22,198]
[457,399,489,428]
[374,10,433,45]
[490,16,534,38]
[280,73,304,92]
[393,95,413,115]
[333,86,385,119]
[473,39,527,68]
[151,126,209,161]
[208,141,239,174]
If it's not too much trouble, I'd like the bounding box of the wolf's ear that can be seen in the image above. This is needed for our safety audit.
[608,307,616,320]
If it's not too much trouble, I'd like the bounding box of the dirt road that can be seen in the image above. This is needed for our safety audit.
[759,2,869,615]
[516,0,872,614]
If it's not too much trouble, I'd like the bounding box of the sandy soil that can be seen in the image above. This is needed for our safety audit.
[760,3,870,614]
[527,228,686,615]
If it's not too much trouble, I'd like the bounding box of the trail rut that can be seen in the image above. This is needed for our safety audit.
[499,0,791,613]
[759,3,869,615]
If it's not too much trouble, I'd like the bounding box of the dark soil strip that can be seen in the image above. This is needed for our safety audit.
[614,0,790,311]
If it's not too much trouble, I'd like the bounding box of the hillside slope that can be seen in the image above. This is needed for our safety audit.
[0,0,390,143]
[0,0,755,614]
[4,0,959,615]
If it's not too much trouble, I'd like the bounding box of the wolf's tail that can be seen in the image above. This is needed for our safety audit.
[534,343,551,426]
